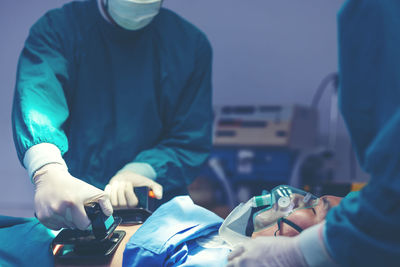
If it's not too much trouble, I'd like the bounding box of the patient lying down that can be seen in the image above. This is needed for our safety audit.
[219,185,343,246]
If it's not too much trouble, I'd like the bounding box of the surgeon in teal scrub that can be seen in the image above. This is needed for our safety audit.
[12,0,212,231]
[227,1,400,266]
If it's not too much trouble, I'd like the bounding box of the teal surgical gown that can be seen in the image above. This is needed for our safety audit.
[324,0,400,266]
[12,0,213,200]
[0,216,54,267]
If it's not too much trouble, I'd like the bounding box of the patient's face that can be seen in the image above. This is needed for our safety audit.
[251,195,342,238]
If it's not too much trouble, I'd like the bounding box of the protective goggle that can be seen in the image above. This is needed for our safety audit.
[219,185,319,246]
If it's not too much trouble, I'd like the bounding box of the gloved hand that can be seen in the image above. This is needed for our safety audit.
[227,235,308,267]
[33,163,113,231]
[105,170,163,209]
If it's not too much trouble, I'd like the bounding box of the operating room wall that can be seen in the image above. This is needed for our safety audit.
[0,0,365,217]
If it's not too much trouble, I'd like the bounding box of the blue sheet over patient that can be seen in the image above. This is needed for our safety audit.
[123,196,230,267]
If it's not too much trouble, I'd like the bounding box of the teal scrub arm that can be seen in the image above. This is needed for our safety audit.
[324,0,400,265]
[12,13,70,165]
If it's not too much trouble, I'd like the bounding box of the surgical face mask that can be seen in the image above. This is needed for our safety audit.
[219,185,319,246]
[106,0,162,31]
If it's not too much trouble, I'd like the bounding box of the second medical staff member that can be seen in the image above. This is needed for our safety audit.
[12,0,212,231]
[227,1,400,266]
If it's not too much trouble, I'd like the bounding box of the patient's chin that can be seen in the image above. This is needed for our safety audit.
[251,227,277,238]
[252,227,302,238]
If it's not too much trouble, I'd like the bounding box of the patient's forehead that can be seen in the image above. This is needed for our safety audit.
[320,195,342,206]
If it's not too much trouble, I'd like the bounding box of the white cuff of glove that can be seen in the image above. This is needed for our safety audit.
[23,143,67,182]
[118,162,157,180]
[299,223,338,267]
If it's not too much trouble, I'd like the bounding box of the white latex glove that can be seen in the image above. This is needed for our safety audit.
[227,235,308,267]
[105,170,163,209]
[33,163,113,231]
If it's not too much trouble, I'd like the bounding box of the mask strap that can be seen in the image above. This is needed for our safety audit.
[274,218,303,236]
[101,0,119,27]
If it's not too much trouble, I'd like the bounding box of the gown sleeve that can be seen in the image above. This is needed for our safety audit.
[12,12,70,165]
[324,1,400,265]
